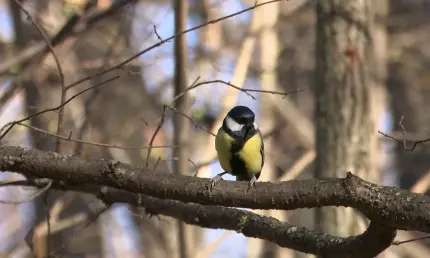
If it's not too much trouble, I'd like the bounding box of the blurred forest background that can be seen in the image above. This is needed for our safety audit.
[0,0,430,257]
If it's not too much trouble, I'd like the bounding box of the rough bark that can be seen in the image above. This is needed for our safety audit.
[0,145,428,234]
[0,145,419,256]
[314,0,379,237]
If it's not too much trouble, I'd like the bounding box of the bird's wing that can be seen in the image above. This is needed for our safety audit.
[259,130,265,169]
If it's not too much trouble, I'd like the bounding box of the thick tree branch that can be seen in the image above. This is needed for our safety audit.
[118,196,394,258]
[0,145,429,234]
[5,179,395,258]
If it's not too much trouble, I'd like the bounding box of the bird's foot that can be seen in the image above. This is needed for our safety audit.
[247,175,257,192]
[209,172,226,191]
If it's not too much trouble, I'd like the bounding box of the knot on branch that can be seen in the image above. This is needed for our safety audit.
[342,171,357,196]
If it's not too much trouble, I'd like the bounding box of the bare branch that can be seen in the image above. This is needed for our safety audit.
[0,179,51,204]
[378,130,430,151]
[153,24,165,42]
[392,235,430,246]
[0,0,125,76]
[98,190,395,258]
[245,86,308,99]
[165,105,216,136]
[0,145,429,235]
[64,0,286,91]
[146,106,168,168]
[0,76,119,141]
[147,78,300,141]
[170,79,307,102]
[1,178,395,258]
[170,78,256,101]
[12,0,68,152]
[17,122,178,150]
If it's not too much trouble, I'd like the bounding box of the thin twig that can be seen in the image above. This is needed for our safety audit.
[165,105,216,136]
[398,116,405,135]
[13,0,67,152]
[392,235,430,245]
[0,179,28,186]
[146,106,168,168]
[378,131,430,152]
[0,0,132,76]
[169,76,201,104]
[16,122,178,150]
[64,0,285,91]
[144,78,303,130]
[73,20,125,155]
[0,180,52,205]
[153,24,165,42]
[389,170,430,246]
[142,77,203,126]
[188,159,198,176]
[0,76,119,140]
[179,80,256,100]
[244,86,307,99]
[173,81,306,101]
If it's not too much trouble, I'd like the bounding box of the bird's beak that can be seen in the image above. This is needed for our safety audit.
[243,121,253,139]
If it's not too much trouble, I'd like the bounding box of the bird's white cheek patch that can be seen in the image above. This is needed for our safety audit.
[253,122,258,130]
[226,116,243,132]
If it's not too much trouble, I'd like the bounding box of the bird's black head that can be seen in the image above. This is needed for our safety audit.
[227,106,255,126]
[223,106,257,139]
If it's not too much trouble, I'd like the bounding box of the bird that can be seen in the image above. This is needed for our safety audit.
[211,105,264,191]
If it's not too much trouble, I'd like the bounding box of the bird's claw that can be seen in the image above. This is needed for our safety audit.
[247,175,257,193]
[210,174,223,191]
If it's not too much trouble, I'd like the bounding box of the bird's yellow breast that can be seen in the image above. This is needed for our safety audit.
[215,128,233,173]
[238,133,263,173]
[215,128,263,174]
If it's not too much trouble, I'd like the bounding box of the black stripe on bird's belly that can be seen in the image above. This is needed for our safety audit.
[229,129,261,181]
[229,153,249,178]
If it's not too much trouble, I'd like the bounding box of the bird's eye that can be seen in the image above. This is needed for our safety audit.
[236,117,246,124]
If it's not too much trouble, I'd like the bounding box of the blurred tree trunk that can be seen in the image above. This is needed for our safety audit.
[372,2,392,257]
[185,0,221,255]
[386,0,430,191]
[0,2,36,256]
[27,1,104,257]
[385,1,430,257]
[71,2,161,257]
[372,0,389,182]
[246,2,293,258]
[274,5,316,258]
[314,0,379,237]
[173,1,191,258]
[13,1,93,257]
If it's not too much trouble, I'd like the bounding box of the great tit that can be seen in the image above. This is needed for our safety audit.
[211,105,264,191]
